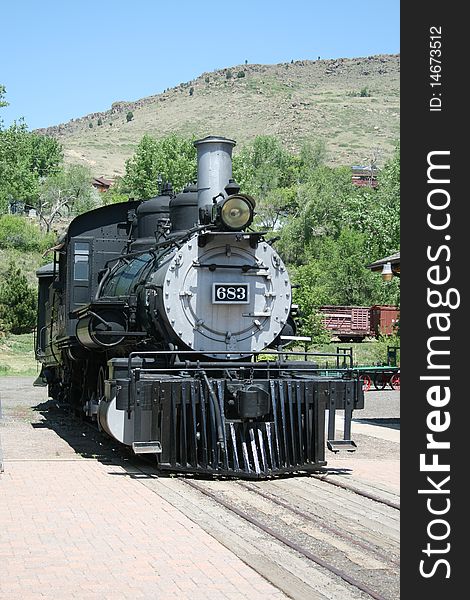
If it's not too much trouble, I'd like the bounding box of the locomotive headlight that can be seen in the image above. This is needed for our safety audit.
[218,195,254,231]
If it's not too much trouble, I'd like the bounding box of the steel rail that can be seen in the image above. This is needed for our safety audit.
[311,473,400,511]
[238,481,400,568]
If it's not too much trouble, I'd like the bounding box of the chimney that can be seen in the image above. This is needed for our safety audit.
[194,136,236,217]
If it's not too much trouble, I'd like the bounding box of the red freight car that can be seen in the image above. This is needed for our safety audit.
[370,305,399,336]
[318,306,372,342]
[319,305,399,342]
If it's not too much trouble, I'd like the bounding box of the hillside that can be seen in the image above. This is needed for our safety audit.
[36,54,399,179]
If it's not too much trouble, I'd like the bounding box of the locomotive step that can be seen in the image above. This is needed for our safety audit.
[326,439,358,453]
[132,441,162,454]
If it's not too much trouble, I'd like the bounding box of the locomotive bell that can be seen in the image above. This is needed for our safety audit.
[194,136,236,217]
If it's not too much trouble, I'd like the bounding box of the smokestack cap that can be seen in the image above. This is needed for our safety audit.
[194,135,236,148]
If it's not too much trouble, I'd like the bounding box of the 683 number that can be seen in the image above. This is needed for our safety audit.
[213,284,249,303]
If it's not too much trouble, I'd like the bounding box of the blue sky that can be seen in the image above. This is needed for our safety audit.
[1,1,399,130]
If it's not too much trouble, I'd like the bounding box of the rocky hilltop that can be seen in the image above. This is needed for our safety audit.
[36,54,399,178]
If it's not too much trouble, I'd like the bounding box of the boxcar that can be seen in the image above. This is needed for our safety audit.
[319,305,399,342]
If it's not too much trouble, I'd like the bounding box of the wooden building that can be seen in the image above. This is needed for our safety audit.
[92,177,113,193]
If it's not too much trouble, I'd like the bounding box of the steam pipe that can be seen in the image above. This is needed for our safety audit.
[201,371,225,449]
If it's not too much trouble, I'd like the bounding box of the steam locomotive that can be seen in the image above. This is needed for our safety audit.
[35,136,364,477]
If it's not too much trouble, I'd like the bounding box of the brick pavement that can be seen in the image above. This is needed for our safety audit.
[0,378,287,600]
[0,460,287,600]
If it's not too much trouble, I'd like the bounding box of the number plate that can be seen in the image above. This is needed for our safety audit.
[212,283,250,304]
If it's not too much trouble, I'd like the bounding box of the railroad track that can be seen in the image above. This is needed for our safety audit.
[179,478,398,600]
[238,481,400,567]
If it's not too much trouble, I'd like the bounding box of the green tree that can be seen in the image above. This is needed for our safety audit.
[298,139,327,180]
[123,134,197,199]
[289,228,385,339]
[29,134,63,178]
[0,263,37,334]
[232,136,300,229]
[316,228,379,306]
[0,121,38,211]
[0,83,8,134]
[38,165,100,231]
[0,121,63,212]
[277,141,400,266]
[339,143,400,260]
[255,187,297,230]
[277,165,355,264]
[0,84,8,110]
[233,136,297,197]
[290,261,330,343]
[101,185,129,205]
[372,142,400,257]
[126,111,134,122]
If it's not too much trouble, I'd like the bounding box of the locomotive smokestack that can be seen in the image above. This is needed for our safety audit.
[194,136,236,218]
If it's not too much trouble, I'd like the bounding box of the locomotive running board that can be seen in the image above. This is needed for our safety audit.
[132,441,162,454]
[327,440,357,453]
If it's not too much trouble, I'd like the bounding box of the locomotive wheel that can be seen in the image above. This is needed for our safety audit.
[373,373,388,391]
[95,366,107,430]
[68,359,87,414]
[360,374,372,392]
[97,366,106,402]
[390,373,400,390]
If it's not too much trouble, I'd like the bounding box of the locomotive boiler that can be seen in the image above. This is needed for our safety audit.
[35,136,363,477]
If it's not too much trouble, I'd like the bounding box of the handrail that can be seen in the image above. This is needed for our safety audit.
[125,349,360,382]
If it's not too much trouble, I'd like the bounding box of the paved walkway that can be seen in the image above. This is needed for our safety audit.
[0,378,286,600]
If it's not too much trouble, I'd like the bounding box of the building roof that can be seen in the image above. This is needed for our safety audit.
[92,177,113,187]
[367,251,400,272]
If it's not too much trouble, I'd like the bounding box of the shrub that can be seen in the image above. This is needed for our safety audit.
[226,70,233,79]
[237,71,246,78]
[89,122,93,128]
[0,215,54,252]
[189,87,194,96]
[97,117,103,126]
[101,189,129,205]
[348,88,372,98]
[126,111,134,122]
[372,333,401,365]
[0,263,37,334]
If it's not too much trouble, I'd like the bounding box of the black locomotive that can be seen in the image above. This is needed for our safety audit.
[35,136,363,477]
